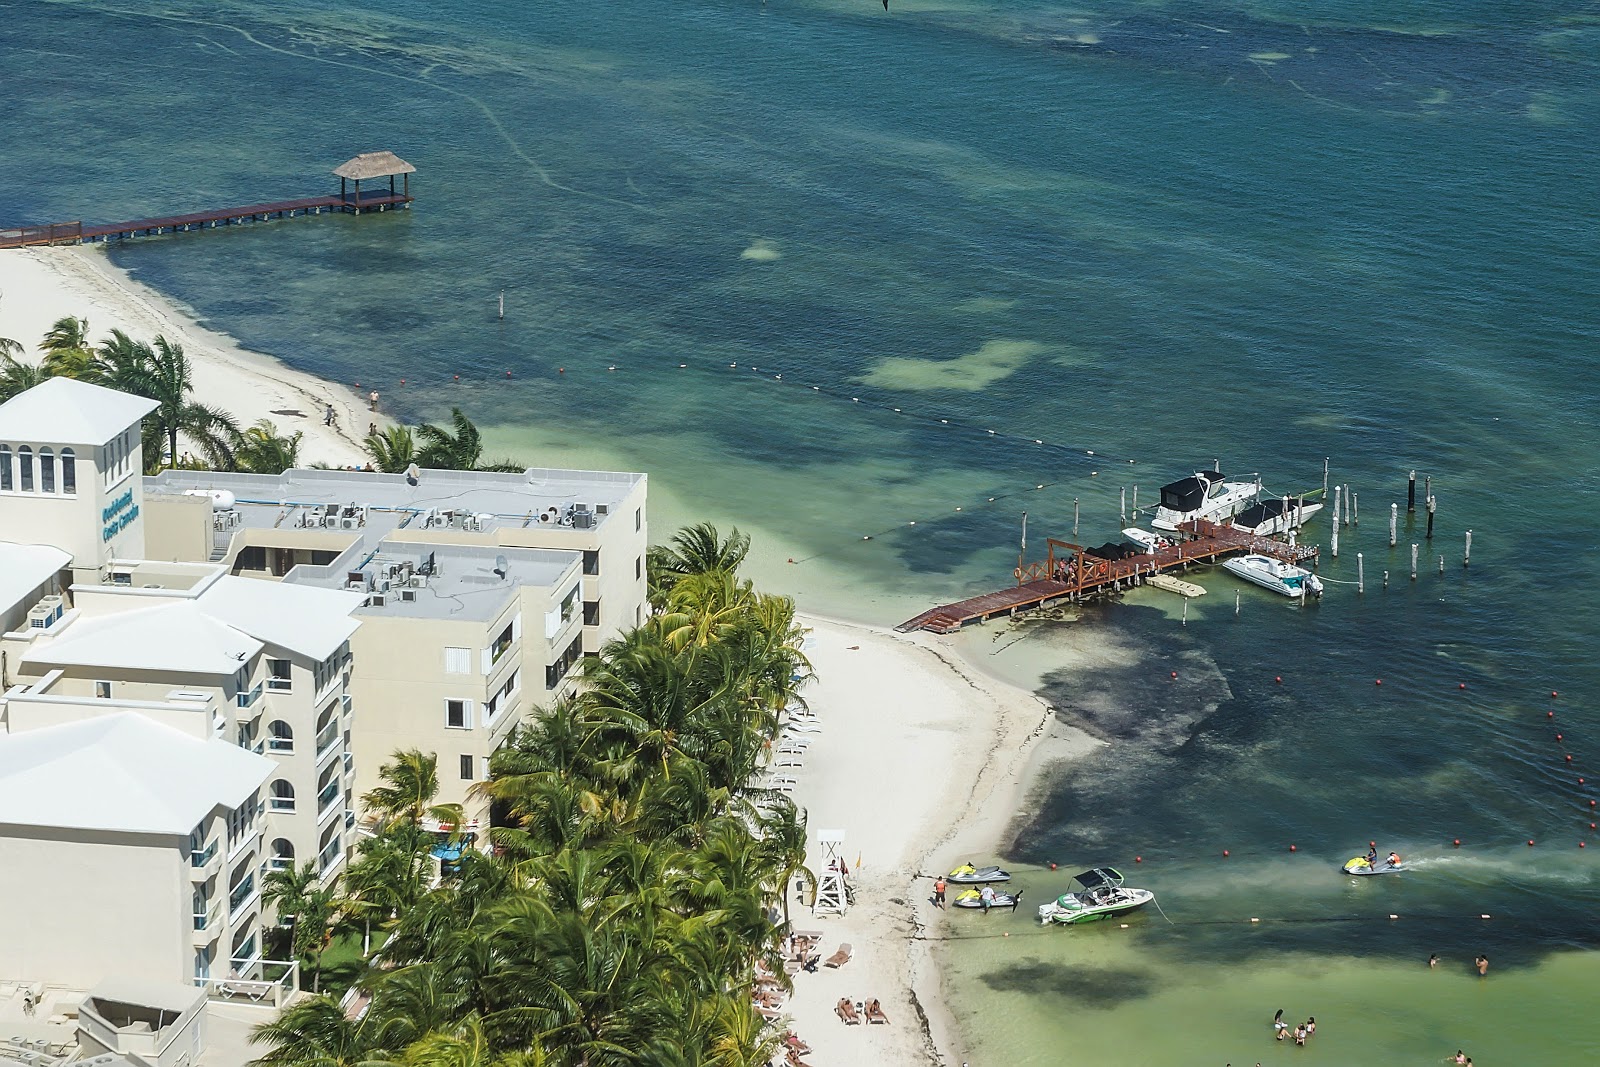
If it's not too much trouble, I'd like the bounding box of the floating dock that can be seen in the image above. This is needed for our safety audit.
[0,151,415,250]
[896,519,1315,634]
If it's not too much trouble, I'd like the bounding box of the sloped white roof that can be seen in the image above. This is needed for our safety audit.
[22,601,262,675]
[0,541,71,615]
[0,377,158,445]
[0,714,273,834]
[198,575,363,660]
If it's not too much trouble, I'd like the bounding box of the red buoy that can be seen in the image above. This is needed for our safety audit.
[1453,839,1461,847]
[1289,844,1297,852]
[1223,850,1230,858]
[1549,711,1556,718]
[1135,856,1142,863]
[1553,691,1560,698]
[453,374,460,381]
[1370,841,1377,848]
[1557,734,1564,741]
[1276,676,1283,684]
[1171,671,1178,679]
[506,370,513,378]
[1529,839,1536,846]
[1375,678,1383,686]
[1590,799,1597,808]
[1049,862,1057,870]
[1459,682,1467,689]
[1567,754,1574,762]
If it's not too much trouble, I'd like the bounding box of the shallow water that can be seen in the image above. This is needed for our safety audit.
[4,0,1598,1058]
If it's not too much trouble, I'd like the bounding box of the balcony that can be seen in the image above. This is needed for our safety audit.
[190,839,220,882]
[314,721,340,761]
[266,677,293,693]
[316,780,341,821]
[342,751,353,778]
[317,836,343,875]
[192,898,221,945]
[228,872,259,919]
[235,683,263,721]
[194,958,300,1008]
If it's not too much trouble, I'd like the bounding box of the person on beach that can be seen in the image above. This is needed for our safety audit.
[369,389,379,411]
[1293,1025,1306,1046]
[1304,1017,1315,1038]
[368,422,377,437]
[324,403,335,426]
[933,876,947,908]
[1272,1009,1287,1034]
[1474,955,1488,976]
[1454,1052,1467,1064]
[1429,953,1439,968]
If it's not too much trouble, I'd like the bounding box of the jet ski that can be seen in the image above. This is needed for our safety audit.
[953,887,1024,911]
[1342,855,1405,876]
[947,863,1011,884]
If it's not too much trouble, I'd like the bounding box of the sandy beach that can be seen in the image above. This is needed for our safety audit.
[779,613,1100,1066]
[0,246,377,468]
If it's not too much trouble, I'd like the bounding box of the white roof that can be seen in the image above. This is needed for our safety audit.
[0,541,71,615]
[0,714,273,834]
[198,575,363,660]
[0,377,158,445]
[23,601,262,675]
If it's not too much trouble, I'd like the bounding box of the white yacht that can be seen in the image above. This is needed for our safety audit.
[1150,468,1260,531]
[1230,497,1324,536]
[1221,554,1323,598]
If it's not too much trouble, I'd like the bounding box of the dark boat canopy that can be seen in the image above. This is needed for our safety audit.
[1158,470,1222,512]
[1234,497,1306,529]
[1073,867,1125,890]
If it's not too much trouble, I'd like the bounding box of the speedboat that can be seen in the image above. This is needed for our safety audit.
[1342,855,1406,876]
[1221,554,1323,598]
[953,887,1024,911]
[947,863,1011,884]
[1121,528,1174,555]
[1036,867,1154,925]
[1230,497,1324,536]
[1150,468,1260,531]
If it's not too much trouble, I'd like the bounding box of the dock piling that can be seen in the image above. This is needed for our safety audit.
[1352,491,1358,525]
[1408,470,1416,512]
[1411,543,1418,580]
[1357,553,1365,594]
[1426,495,1436,540]
[1464,529,1472,567]
[1073,499,1079,537]
[1390,503,1398,547]
[1120,488,1126,525]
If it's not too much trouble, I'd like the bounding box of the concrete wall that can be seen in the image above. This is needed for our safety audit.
[141,493,211,565]
[0,824,186,988]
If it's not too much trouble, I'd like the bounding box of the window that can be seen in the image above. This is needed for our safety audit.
[546,633,584,690]
[491,621,514,664]
[267,658,292,691]
[584,600,600,626]
[0,445,11,491]
[317,764,340,813]
[444,646,471,674]
[269,838,295,870]
[267,720,294,752]
[269,780,296,812]
[59,448,75,494]
[635,507,642,531]
[38,448,54,493]
[18,446,32,492]
[582,549,599,576]
[95,680,113,699]
[459,754,474,780]
[635,555,642,581]
[445,699,471,729]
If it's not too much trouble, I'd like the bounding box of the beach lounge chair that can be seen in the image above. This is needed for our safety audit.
[822,942,853,968]
[866,999,890,1025]
[834,998,861,1024]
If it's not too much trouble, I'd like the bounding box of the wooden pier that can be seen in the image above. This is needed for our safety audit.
[896,519,1317,634]
[0,151,415,250]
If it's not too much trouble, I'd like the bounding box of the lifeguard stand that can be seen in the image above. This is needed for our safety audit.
[813,829,850,916]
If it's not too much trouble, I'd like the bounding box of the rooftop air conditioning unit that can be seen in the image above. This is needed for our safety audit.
[572,510,595,530]
[400,589,417,603]
[368,594,386,608]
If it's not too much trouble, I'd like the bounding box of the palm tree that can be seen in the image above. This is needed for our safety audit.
[341,829,431,956]
[364,426,418,474]
[39,316,94,379]
[0,352,49,403]
[249,993,387,1067]
[363,750,464,832]
[130,335,239,470]
[232,419,304,474]
[647,524,752,608]
[414,408,485,471]
[264,862,342,993]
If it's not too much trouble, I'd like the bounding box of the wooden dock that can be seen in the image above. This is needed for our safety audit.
[896,519,1317,633]
[0,150,417,250]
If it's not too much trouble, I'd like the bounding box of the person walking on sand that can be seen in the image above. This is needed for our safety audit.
[324,403,336,426]
[933,876,947,909]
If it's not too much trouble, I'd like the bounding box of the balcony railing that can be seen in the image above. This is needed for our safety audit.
[317,837,343,874]
[194,958,300,1008]
[269,796,296,812]
[266,677,293,693]
[192,897,220,930]
[228,872,257,917]
[316,780,340,814]
[236,683,263,710]
[315,722,339,758]
[267,737,294,753]
[191,840,218,868]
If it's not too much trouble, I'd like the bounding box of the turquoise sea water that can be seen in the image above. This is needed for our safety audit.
[5,0,1600,1059]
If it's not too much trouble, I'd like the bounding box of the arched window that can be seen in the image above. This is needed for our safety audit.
[39,448,55,493]
[17,446,32,492]
[269,779,295,812]
[270,838,295,871]
[267,720,294,752]
[60,448,75,494]
[0,445,11,491]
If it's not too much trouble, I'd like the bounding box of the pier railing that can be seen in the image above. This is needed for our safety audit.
[0,221,84,249]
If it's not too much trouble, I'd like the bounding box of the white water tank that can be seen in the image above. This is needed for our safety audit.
[184,488,236,510]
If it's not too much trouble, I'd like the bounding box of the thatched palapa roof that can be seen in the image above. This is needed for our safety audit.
[333,151,417,180]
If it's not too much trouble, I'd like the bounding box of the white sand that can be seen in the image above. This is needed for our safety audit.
[778,613,1100,1065]
[0,247,378,467]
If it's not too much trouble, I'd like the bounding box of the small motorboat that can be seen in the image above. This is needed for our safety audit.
[1230,497,1324,536]
[1151,467,1261,531]
[947,863,1011,884]
[1342,855,1406,876]
[1036,867,1154,925]
[1221,554,1323,598]
[1121,528,1174,555]
[953,887,1024,911]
